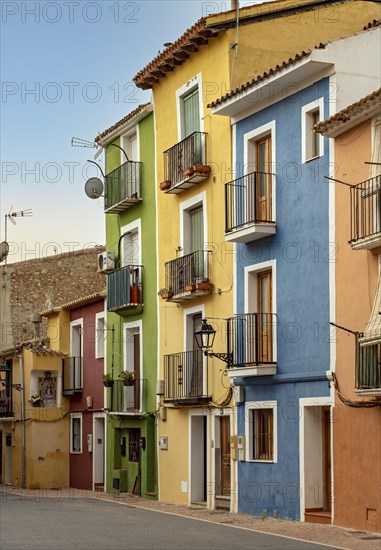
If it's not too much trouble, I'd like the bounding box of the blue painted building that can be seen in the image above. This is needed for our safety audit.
[212,54,336,523]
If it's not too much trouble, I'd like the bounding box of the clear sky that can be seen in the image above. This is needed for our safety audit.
[1,0,229,263]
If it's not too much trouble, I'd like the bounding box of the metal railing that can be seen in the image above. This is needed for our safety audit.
[62,356,83,394]
[164,251,209,296]
[163,131,208,189]
[229,313,277,368]
[107,265,143,311]
[104,161,142,210]
[350,175,381,243]
[110,379,143,413]
[225,171,275,233]
[0,393,12,417]
[356,337,381,390]
[164,350,210,403]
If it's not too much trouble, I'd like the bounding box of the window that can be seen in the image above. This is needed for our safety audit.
[70,414,82,453]
[180,192,207,282]
[244,121,276,224]
[302,98,324,163]
[176,74,203,141]
[121,130,139,162]
[245,401,277,462]
[123,321,142,411]
[121,219,141,267]
[70,320,83,390]
[128,428,140,462]
[95,312,105,359]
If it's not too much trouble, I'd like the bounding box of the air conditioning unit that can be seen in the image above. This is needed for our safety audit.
[98,251,115,273]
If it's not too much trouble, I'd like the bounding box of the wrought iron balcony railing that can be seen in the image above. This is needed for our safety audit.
[107,265,143,312]
[225,171,276,232]
[350,175,381,247]
[164,350,210,404]
[163,251,212,302]
[161,132,210,193]
[356,337,381,392]
[104,161,142,213]
[62,356,83,394]
[110,379,144,413]
[228,313,277,369]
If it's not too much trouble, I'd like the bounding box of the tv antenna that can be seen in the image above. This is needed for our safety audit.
[1,208,33,263]
[71,136,103,160]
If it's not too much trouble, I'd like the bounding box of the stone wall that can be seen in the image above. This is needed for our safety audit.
[0,246,106,350]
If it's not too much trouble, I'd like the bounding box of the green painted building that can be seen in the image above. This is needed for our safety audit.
[95,103,157,498]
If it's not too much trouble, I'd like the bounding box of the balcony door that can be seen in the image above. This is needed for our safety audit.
[190,206,204,280]
[70,321,82,390]
[183,88,200,138]
[256,136,272,222]
[124,326,141,412]
[257,270,272,363]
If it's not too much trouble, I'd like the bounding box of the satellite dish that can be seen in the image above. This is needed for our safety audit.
[0,241,9,262]
[84,177,104,199]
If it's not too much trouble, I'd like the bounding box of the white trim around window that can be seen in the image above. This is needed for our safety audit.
[243,120,276,223]
[176,73,204,141]
[179,190,207,255]
[70,413,83,454]
[301,97,324,163]
[121,218,142,266]
[245,400,277,463]
[95,312,106,359]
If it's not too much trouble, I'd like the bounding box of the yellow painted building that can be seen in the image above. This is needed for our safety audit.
[133,0,380,511]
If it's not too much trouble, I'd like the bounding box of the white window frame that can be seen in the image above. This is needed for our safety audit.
[176,73,204,141]
[95,312,106,359]
[70,413,83,454]
[301,97,324,163]
[243,120,276,223]
[121,125,140,164]
[183,305,207,400]
[245,400,277,463]
[121,219,142,267]
[123,320,143,412]
[70,319,83,357]
[180,191,207,256]
[244,259,277,363]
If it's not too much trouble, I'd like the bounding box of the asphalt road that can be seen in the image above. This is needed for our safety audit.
[1,492,342,550]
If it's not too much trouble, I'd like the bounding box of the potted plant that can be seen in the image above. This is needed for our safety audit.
[119,371,135,386]
[102,373,114,387]
[159,180,171,191]
[29,394,43,407]
[158,288,173,299]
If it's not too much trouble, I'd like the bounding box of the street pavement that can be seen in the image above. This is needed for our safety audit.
[1,492,345,550]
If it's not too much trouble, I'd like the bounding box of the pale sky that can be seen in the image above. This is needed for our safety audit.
[1,0,231,263]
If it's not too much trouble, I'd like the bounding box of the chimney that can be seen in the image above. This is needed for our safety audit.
[31,313,42,339]
[231,0,239,10]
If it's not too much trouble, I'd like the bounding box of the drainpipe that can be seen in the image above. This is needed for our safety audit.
[18,353,26,489]
[231,0,239,10]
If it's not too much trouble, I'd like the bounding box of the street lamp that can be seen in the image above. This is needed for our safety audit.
[194,318,233,365]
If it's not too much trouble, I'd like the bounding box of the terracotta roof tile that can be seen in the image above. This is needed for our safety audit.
[95,103,151,143]
[40,291,106,316]
[314,89,381,134]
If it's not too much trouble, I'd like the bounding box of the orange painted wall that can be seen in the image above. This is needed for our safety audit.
[333,119,381,532]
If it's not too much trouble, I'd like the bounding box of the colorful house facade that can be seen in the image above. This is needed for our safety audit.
[316,89,381,532]
[95,103,158,498]
[211,27,380,523]
[41,294,106,492]
[133,0,380,512]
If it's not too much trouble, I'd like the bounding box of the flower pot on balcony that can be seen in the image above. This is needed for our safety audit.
[160,291,173,299]
[130,285,141,304]
[123,379,135,387]
[183,167,195,177]
[185,284,196,292]
[193,164,211,174]
[103,380,114,388]
[160,180,171,191]
[195,282,214,291]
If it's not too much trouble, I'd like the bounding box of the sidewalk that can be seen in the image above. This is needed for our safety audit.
[1,485,380,550]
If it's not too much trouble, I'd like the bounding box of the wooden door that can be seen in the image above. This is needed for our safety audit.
[220,417,231,497]
[257,270,272,363]
[256,136,272,222]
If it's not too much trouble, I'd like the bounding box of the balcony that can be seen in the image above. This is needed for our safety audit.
[350,175,381,250]
[356,337,381,396]
[107,265,143,312]
[164,350,211,405]
[104,161,142,214]
[62,356,82,395]
[226,313,277,378]
[160,132,210,194]
[225,172,276,243]
[109,379,144,414]
[0,394,12,418]
[162,251,213,303]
